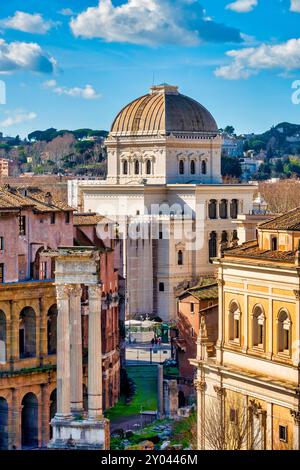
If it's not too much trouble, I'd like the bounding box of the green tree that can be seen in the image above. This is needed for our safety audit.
[224,125,235,135]
[221,156,242,178]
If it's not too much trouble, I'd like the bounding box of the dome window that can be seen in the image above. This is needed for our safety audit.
[190,160,195,175]
[134,160,140,175]
[123,160,128,175]
[201,160,207,175]
[146,160,151,175]
[179,160,185,175]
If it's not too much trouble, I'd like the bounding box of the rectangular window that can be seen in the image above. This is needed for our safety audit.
[65,211,70,224]
[0,237,3,250]
[19,215,26,235]
[50,213,56,224]
[40,261,47,280]
[159,282,165,292]
[229,408,238,424]
[279,425,288,443]
[190,303,194,313]
[0,264,4,283]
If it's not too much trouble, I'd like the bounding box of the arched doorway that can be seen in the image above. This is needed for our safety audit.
[0,397,8,449]
[21,393,38,449]
[178,390,186,407]
[0,311,6,363]
[47,305,57,355]
[49,389,56,439]
[19,307,36,358]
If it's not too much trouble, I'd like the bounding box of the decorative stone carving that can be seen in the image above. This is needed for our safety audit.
[293,290,300,300]
[194,380,206,392]
[217,279,225,287]
[291,410,300,424]
[214,386,226,398]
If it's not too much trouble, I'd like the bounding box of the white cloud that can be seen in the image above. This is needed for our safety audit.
[58,8,74,16]
[290,0,300,12]
[43,80,101,99]
[226,0,258,13]
[215,38,300,80]
[0,11,56,34]
[0,110,37,128]
[0,39,57,73]
[70,0,242,46]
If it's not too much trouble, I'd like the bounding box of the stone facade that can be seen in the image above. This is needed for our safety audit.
[0,189,123,449]
[191,208,300,449]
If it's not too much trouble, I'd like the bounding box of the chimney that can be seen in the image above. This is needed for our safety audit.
[45,192,52,205]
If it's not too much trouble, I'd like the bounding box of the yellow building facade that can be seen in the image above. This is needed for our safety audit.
[191,208,300,450]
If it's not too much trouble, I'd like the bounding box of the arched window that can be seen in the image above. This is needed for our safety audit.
[179,160,185,175]
[123,160,128,175]
[201,160,207,175]
[47,305,57,355]
[178,250,183,266]
[146,160,151,175]
[278,310,291,354]
[229,301,241,343]
[0,397,8,449]
[252,305,265,349]
[19,307,36,358]
[209,231,217,262]
[208,199,217,220]
[0,311,6,363]
[219,199,228,219]
[190,160,195,175]
[230,199,238,219]
[21,393,38,449]
[134,160,140,175]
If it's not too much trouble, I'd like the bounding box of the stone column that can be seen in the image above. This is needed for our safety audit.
[88,285,103,419]
[216,278,224,363]
[55,285,71,419]
[266,402,273,450]
[10,301,19,366]
[291,410,300,450]
[41,384,50,447]
[69,284,83,415]
[195,379,206,450]
[157,364,164,418]
[39,298,48,364]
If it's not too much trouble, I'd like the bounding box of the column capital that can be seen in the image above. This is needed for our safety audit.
[194,379,206,392]
[291,410,300,425]
[56,284,70,300]
[68,284,82,298]
[88,284,102,300]
[214,385,226,398]
[294,290,300,300]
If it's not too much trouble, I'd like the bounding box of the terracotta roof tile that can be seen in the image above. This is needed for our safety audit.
[224,240,295,263]
[259,206,300,231]
[73,213,111,226]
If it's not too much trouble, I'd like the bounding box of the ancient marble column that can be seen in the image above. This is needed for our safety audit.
[69,284,83,415]
[88,285,103,419]
[55,285,71,419]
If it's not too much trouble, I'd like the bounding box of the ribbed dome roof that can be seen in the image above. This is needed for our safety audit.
[110,84,218,135]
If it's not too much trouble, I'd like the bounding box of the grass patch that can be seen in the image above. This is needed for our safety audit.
[170,413,197,449]
[105,365,158,421]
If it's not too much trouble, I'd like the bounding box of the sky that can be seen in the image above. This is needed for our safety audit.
[1,0,300,137]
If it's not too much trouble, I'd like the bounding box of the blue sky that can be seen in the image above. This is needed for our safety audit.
[1,0,300,137]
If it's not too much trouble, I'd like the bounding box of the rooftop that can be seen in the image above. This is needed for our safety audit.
[178,279,218,301]
[110,84,218,136]
[0,185,73,213]
[259,206,300,231]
